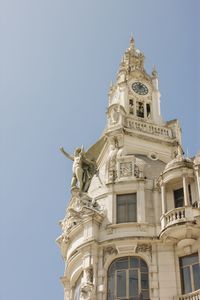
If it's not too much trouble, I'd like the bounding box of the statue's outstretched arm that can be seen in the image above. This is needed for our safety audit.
[60,147,74,161]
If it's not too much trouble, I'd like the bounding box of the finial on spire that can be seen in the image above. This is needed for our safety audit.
[130,34,135,49]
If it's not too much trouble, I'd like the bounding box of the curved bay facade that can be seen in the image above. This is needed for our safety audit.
[57,37,200,300]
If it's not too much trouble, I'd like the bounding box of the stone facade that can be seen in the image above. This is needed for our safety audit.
[57,37,200,300]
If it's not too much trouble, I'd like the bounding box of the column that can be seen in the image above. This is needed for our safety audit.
[137,181,145,223]
[161,184,166,214]
[183,175,189,206]
[194,166,200,206]
[97,248,104,300]
[144,101,147,119]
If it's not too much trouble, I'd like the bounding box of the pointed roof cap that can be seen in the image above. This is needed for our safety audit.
[118,36,145,73]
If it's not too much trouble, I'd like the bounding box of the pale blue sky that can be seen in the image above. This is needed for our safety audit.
[1,1,199,299]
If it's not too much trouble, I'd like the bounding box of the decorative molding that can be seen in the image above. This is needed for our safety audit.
[116,244,137,254]
[136,244,152,261]
[58,192,105,246]
[120,162,133,177]
[103,246,118,264]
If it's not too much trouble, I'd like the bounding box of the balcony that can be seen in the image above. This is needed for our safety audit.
[126,117,173,139]
[160,206,200,240]
[175,289,200,300]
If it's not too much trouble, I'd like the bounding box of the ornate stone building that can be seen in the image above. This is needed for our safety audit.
[57,38,200,300]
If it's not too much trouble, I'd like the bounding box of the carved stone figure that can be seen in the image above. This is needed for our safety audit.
[173,142,183,159]
[108,139,119,182]
[60,147,97,192]
[110,106,120,124]
[80,268,94,299]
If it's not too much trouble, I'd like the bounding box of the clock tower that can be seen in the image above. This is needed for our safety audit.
[108,36,162,127]
[57,37,200,300]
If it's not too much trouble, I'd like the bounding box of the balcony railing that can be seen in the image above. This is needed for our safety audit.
[161,206,200,231]
[175,289,200,299]
[126,118,173,139]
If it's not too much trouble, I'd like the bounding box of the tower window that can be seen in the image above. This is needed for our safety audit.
[129,99,134,115]
[146,103,151,118]
[188,184,192,205]
[174,188,184,208]
[116,193,137,223]
[179,253,200,294]
[136,101,144,118]
[108,257,150,300]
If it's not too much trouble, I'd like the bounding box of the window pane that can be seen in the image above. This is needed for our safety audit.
[193,263,200,291]
[180,253,199,267]
[181,266,192,294]
[141,273,149,289]
[117,201,126,223]
[108,274,114,300]
[174,188,184,208]
[127,199,137,222]
[108,262,116,275]
[117,270,126,297]
[129,270,138,297]
[140,260,148,272]
[130,257,139,268]
[117,194,137,223]
[116,257,128,270]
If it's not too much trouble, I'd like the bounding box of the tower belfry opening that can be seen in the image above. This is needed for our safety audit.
[57,37,200,300]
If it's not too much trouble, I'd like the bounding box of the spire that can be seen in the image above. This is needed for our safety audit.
[129,34,135,50]
[117,37,145,77]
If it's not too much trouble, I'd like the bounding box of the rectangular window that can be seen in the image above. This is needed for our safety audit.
[179,253,200,294]
[117,193,137,223]
[174,188,184,208]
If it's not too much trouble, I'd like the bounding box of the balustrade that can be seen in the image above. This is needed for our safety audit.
[161,206,200,232]
[126,118,172,138]
[175,289,200,300]
[162,207,186,229]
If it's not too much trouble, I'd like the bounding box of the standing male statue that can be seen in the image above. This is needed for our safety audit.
[60,146,97,193]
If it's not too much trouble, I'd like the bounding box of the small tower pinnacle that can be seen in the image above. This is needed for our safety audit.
[130,35,135,50]
[152,65,158,78]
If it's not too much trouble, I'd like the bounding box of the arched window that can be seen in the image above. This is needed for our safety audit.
[108,256,149,300]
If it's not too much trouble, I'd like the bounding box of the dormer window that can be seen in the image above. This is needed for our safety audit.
[136,101,144,118]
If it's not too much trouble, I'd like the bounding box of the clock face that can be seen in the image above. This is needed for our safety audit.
[132,82,148,95]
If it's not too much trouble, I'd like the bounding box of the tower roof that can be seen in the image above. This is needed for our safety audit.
[118,36,146,75]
